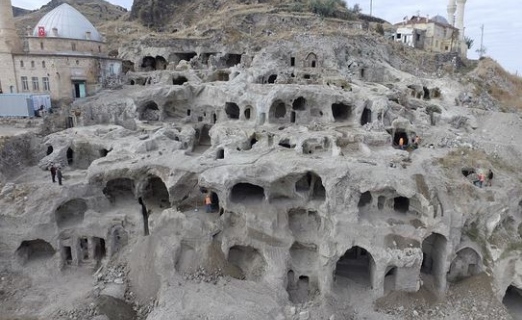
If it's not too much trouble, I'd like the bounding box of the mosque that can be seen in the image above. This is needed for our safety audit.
[0,0,121,103]
[393,0,469,57]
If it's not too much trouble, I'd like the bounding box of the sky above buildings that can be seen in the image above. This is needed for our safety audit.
[11,0,521,75]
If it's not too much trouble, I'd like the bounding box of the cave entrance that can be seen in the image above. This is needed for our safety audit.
[225,102,240,120]
[384,266,398,293]
[393,197,410,213]
[290,111,296,123]
[230,183,265,204]
[143,176,170,209]
[447,248,482,282]
[267,74,277,84]
[503,285,522,319]
[224,53,242,67]
[295,172,325,201]
[269,100,287,123]
[109,226,128,256]
[360,107,372,125]
[335,246,374,287]
[79,237,89,261]
[63,246,72,263]
[393,130,409,149]
[139,101,160,121]
[103,178,135,204]
[172,76,188,85]
[66,147,74,165]
[305,53,318,68]
[244,106,252,120]
[216,148,225,160]
[292,97,306,111]
[227,245,266,281]
[175,52,197,63]
[155,56,167,70]
[287,270,310,304]
[93,237,106,261]
[99,149,109,157]
[46,145,53,155]
[141,56,156,71]
[55,198,88,228]
[16,239,55,264]
[199,124,212,146]
[421,233,448,291]
[332,103,352,122]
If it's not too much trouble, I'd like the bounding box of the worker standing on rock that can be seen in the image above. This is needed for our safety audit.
[49,163,57,183]
[205,193,212,213]
[399,137,405,150]
[57,167,63,186]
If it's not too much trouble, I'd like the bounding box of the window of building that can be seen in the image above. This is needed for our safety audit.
[416,34,421,41]
[31,61,35,68]
[42,61,46,68]
[21,76,29,91]
[32,77,39,91]
[20,61,24,68]
[43,77,50,91]
[40,42,44,50]
[396,33,402,39]
[71,43,76,51]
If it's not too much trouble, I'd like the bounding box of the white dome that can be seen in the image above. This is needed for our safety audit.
[33,4,103,42]
[431,15,450,25]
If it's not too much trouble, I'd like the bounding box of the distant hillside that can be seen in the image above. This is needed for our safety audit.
[13,0,127,35]
[12,6,31,17]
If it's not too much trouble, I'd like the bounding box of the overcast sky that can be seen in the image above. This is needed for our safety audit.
[11,0,521,75]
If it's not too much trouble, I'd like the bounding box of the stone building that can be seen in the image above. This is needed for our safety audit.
[0,0,121,102]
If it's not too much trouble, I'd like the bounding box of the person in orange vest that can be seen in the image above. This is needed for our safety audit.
[205,193,212,213]
[478,173,485,188]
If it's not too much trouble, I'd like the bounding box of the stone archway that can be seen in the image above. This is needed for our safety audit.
[421,233,448,292]
[142,175,170,209]
[55,198,88,228]
[226,245,266,281]
[335,246,375,288]
[447,247,482,282]
[16,239,55,264]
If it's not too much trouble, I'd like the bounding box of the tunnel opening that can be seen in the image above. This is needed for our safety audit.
[199,124,212,146]
[448,247,482,282]
[230,183,265,203]
[224,54,242,67]
[143,176,170,209]
[290,111,296,123]
[295,172,313,193]
[278,138,295,149]
[393,197,410,213]
[503,285,522,319]
[66,147,74,165]
[225,102,240,120]
[139,101,160,121]
[305,53,318,68]
[461,167,475,177]
[46,145,53,155]
[384,266,398,293]
[227,245,266,281]
[172,76,188,85]
[292,97,306,111]
[55,198,88,228]
[141,56,156,71]
[216,148,225,159]
[423,86,430,100]
[358,191,373,208]
[335,246,374,287]
[16,239,55,264]
[421,233,447,289]
[332,103,352,122]
[176,52,197,63]
[270,100,287,122]
[393,130,409,148]
[287,271,311,304]
[267,74,277,84]
[155,55,168,70]
[94,237,106,261]
[79,237,89,261]
[312,175,326,201]
[103,178,135,204]
[99,149,110,157]
[360,107,372,125]
[244,106,252,120]
[63,246,72,263]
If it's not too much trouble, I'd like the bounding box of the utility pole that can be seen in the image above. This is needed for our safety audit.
[370,0,373,16]
[477,24,485,58]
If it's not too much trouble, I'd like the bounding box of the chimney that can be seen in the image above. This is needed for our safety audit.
[52,28,58,37]
[85,31,91,40]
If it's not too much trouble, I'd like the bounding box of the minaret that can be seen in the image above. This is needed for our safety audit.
[447,0,457,26]
[455,0,467,39]
[0,0,22,93]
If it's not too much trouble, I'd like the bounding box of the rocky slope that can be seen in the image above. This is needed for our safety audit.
[3,1,522,320]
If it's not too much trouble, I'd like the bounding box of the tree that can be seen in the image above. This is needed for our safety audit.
[375,23,384,35]
[464,36,474,49]
[351,3,362,14]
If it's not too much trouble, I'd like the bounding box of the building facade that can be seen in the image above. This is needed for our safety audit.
[0,0,121,102]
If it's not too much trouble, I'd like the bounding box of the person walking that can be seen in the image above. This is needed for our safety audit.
[205,193,212,213]
[49,163,57,183]
[57,167,63,186]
